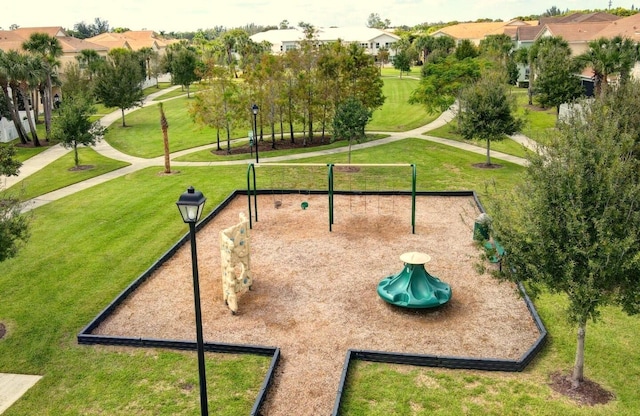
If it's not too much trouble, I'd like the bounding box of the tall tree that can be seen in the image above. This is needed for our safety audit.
[61,61,92,99]
[1,50,31,144]
[410,55,481,113]
[457,71,523,166]
[332,97,372,163]
[543,6,564,16]
[576,36,639,96]
[0,145,29,262]
[93,48,145,127]
[392,49,411,78]
[377,47,390,71]
[72,18,110,39]
[366,13,391,29]
[296,27,321,144]
[22,32,63,141]
[158,102,171,174]
[530,36,584,116]
[479,34,513,64]
[189,60,238,153]
[12,53,44,146]
[169,46,200,97]
[282,48,303,143]
[513,46,533,98]
[455,39,479,61]
[50,94,105,167]
[220,29,250,78]
[488,89,640,388]
[75,48,102,81]
[137,47,158,81]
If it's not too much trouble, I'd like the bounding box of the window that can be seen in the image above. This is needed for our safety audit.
[376,42,380,48]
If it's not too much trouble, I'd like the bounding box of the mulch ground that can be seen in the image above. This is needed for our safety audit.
[549,371,615,406]
[93,194,542,415]
[213,135,335,156]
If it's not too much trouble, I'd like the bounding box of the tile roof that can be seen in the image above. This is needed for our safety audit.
[592,12,640,42]
[538,22,613,42]
[516,25,544,42]
[11,26,67,38]
[0,27,105,54]
[87,31,172,51]
[432,20,536,41]
[539,12,620,25]
[0,30,25,52]
[57,37,109,53]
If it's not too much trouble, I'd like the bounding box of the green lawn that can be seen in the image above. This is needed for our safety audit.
[149,82,208,100]
[368,77,438,132]
[340,292,640,415]
[104,76,435,159]
[0,165,269,415]
[4,138,639,414]
[3,69,639,416]
[2,140,49,163]
[2,122,56,162]
[103,95,223,158]
[2,147,130,201]
[173,133,389,162]
[511,87,558,144]
[143,81,173,96]
[380,66,422,79]
[425,121,530,159]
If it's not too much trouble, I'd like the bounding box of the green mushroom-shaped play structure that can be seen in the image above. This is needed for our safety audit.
[377,252,451,308]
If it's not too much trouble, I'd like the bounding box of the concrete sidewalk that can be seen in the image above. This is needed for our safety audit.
[0,373,41,414]
[1,144,71,190]
[8,93,533,213]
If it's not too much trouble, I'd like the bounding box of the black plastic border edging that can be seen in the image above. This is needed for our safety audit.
[330,191,548,415]
[77,189,546,416]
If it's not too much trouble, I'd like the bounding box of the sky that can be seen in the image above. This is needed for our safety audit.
[2,1,630,33]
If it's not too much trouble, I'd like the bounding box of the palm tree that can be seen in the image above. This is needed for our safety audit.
[1,50,31,145]
[137,47,157,81]
[221,29,249,78]
[14,54,45,146]
[158,102,171,174]
[22,33,63,141]
[577,36,639,96]
[75,48,102,81]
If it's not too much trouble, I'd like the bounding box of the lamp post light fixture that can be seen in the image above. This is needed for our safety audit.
[252,104,259,164]
[176,186,209,416]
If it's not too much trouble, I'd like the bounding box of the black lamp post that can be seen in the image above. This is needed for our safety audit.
[176,186,208,416]
[252,104,259,164]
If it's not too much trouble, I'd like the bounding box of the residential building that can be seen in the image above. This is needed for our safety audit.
[431,20,538,45]
[535,22,614,56]
[250,26,400,58]
[0,26,109,71]
[86,30,177,55]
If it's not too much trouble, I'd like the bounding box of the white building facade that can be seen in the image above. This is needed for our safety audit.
[250,27,400,58]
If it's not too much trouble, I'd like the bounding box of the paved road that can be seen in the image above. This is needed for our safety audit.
[3,88,533,213]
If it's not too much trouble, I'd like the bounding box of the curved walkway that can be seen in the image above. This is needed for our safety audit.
[6,88,534,213]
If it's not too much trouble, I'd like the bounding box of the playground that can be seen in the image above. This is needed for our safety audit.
[92,191,540,415]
